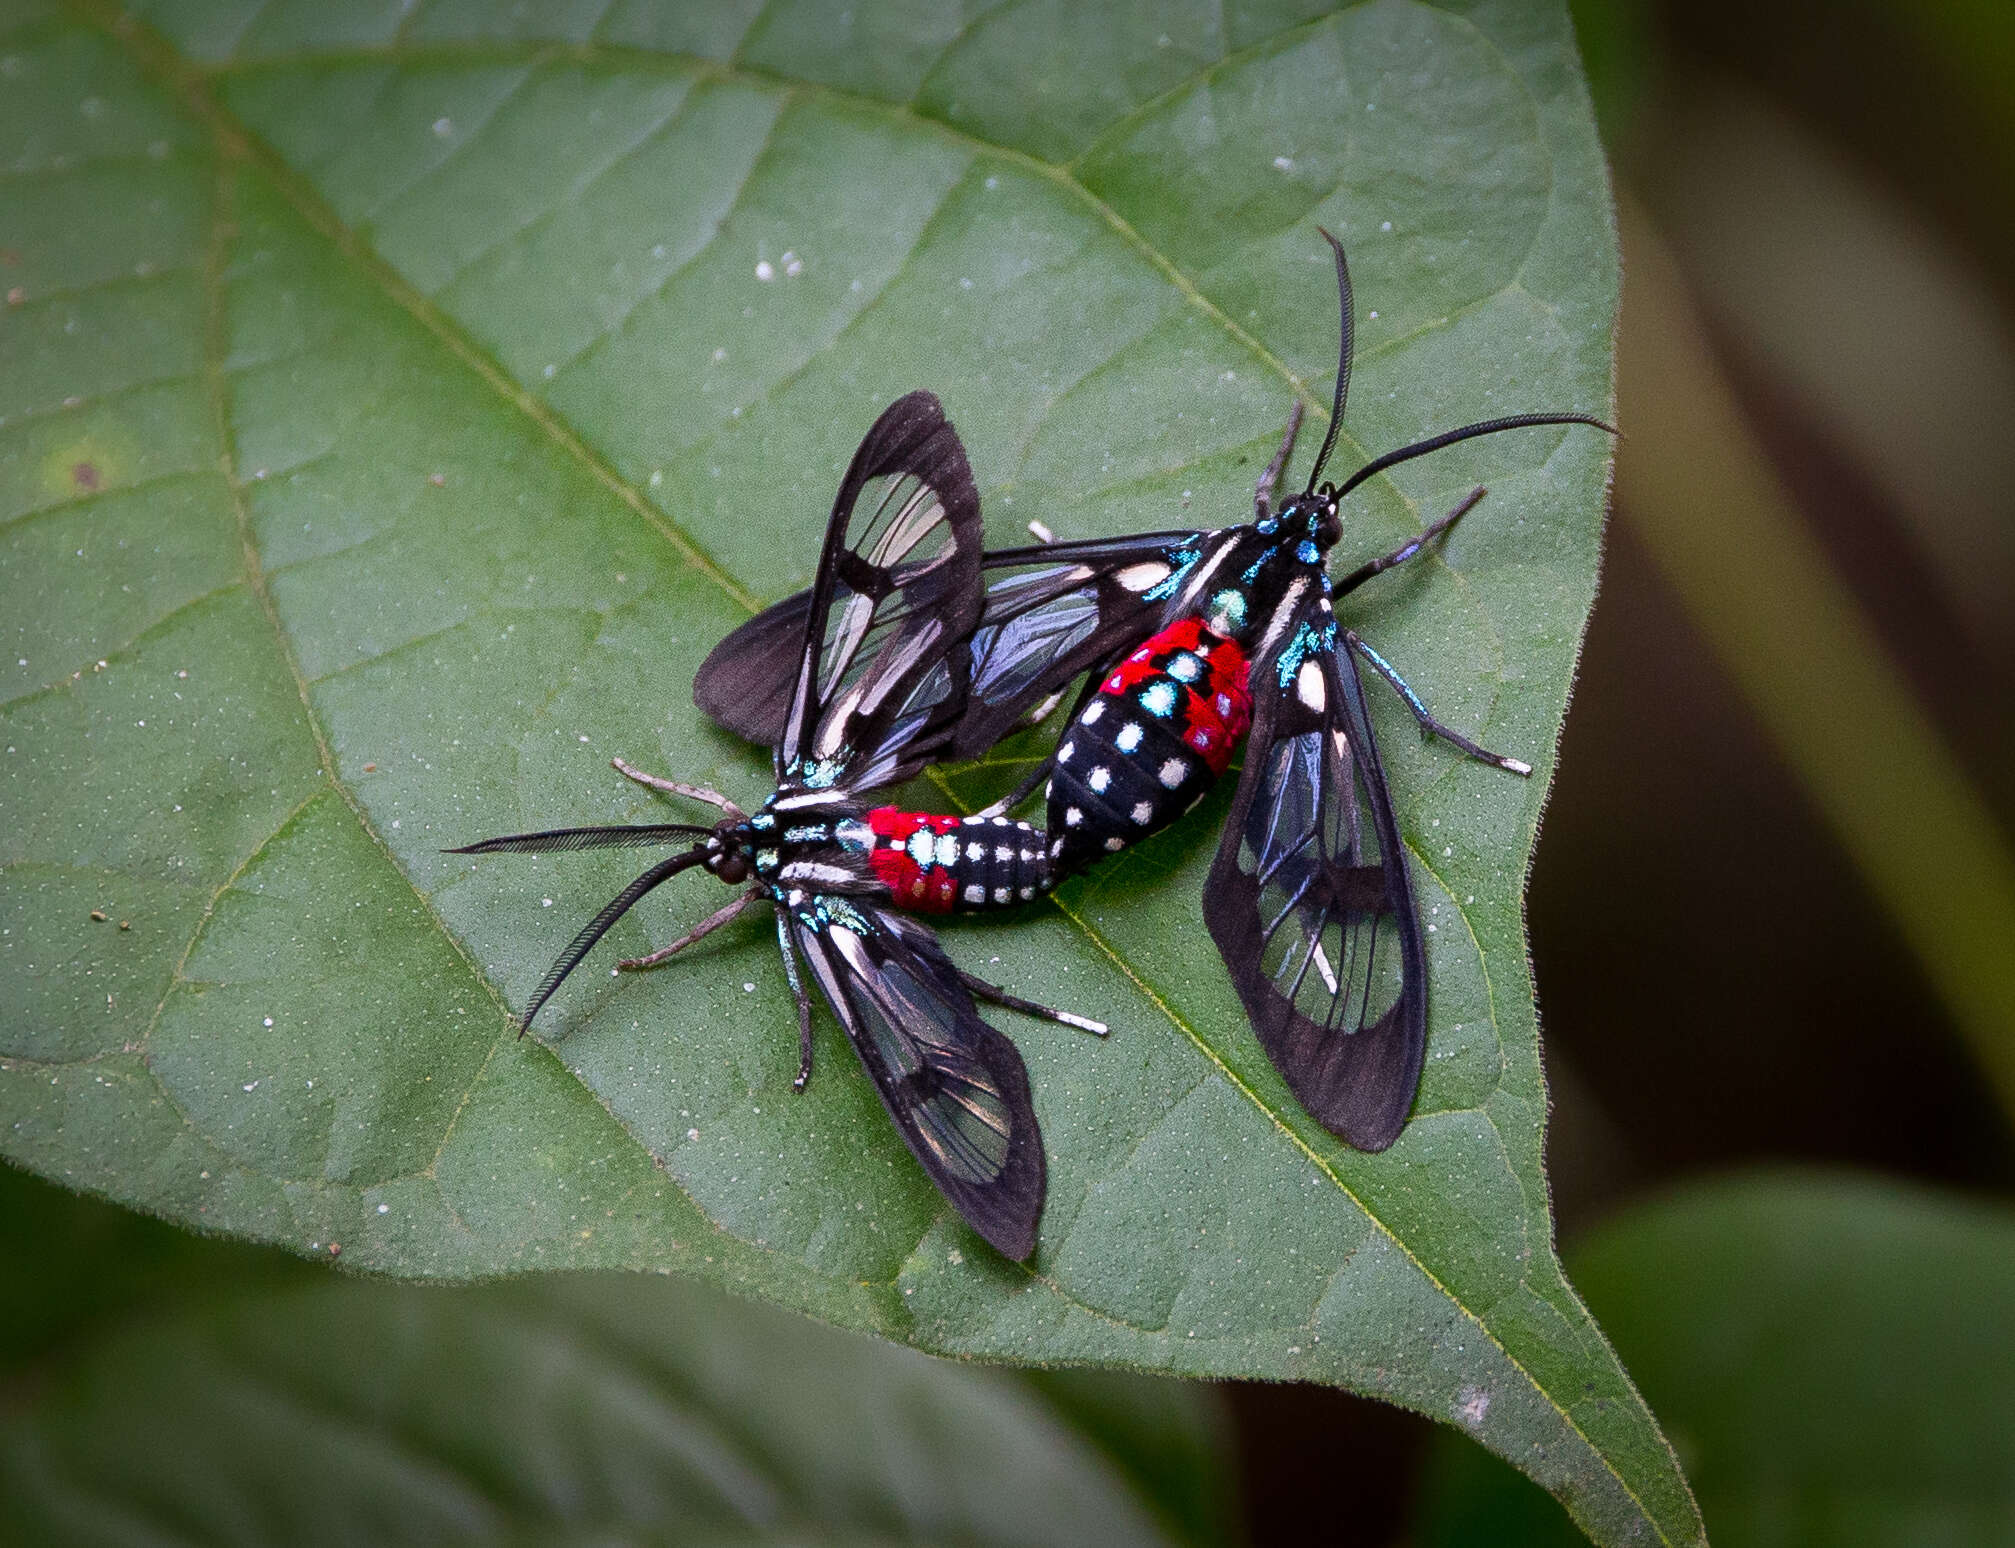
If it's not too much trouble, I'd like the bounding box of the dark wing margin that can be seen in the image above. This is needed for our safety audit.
[788,897,1044,1259]
[697,527,1209,756]
[776,391,985,789]
[1202,624,1427,1151]
[692,588,812,751]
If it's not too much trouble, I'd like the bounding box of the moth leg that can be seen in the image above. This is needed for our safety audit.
[977,671,1106,817]
[1014,687,1067,732]
[1332,486,1486,595]
[611,757,746,819]
[956,968,1107,1037]
[1254,399,1307,519]
[976,758,1053,820]
[774,903,816,1090]
[1343,630,1533,777]
[617,886,761,970]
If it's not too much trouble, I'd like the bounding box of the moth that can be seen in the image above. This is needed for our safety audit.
[698,234,1609,1151]
[450,392,1100,1261]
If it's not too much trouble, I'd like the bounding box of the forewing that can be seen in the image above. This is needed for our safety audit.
[1202,626,1427,1151]
[787,897,1043,1260]
[698,527,1209,756]
[779,392,985,789]
[949,529,1211,758]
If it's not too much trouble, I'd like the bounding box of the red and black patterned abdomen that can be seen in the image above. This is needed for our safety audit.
[1046,616,1252,875]
[866,808,1052,915]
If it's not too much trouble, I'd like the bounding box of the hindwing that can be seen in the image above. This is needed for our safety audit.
[1201,605,1427,1151]
[786,895,1044,1259]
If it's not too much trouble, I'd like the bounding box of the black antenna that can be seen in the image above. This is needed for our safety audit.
[1302,226,1356,494]
[444,823,714,856]
[1333,412,1616,501]
[514,847,711,1032]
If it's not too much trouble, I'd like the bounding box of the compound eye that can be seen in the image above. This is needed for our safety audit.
[712,852,750,884]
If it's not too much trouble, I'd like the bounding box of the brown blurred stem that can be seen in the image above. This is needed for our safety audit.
[1616,191,2015,1115]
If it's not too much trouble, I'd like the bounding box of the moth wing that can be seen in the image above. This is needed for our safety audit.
[788,899,1044,1259]
[948,529,1212,758]
[700,526,1211,758]
[778,391,985,789]
[692,588,811,750]
[1202,621,1427,1151]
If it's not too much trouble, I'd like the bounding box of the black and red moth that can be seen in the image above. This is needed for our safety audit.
[698,234,1609,1151]
[449,392,1101,1261]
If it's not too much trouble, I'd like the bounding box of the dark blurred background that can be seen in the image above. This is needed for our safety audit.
[1229,0,2015,1540]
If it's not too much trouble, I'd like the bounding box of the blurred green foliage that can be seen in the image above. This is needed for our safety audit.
[1417,1174,2015,1545]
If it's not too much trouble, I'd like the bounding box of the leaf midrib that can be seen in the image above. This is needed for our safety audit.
[64,6,1664,1536]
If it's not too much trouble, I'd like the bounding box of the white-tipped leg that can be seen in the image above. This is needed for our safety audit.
[612,757,745,818]
[1343,631,1534,778]
[957,968,1108,1037]
[617,887,760,970]
[1016,688,1067,731]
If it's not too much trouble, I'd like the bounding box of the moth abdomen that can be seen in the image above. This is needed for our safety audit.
[1048,615,1252,873]
[866,807,1051,913]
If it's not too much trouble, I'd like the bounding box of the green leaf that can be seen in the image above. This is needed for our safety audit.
[0,3,1693,1541]
[0,1171,1210,1546]
[1415,1170,2015,1546]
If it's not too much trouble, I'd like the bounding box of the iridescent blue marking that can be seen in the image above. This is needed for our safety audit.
[1241,546,1277,584]
[1139,681,1178,718]
[750,812,775,830]
[785,825,828,844]
[1210,589,1248,629]
[775,911,803,990]
[1167,653,1202,683]
[1256,516,1279,535]
[812,895,873,935]
[1141,545,1201,603]
[1296,539,1320,564]
[1275,618,1338,688]
[800,756,847,789]
[1352,638,1431,720]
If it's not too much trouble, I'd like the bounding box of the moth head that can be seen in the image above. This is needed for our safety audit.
[1275,489,1342,554]
[1307,487,1343,549]
[705,820,753,884]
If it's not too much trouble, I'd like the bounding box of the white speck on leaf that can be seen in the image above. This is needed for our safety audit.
[433,117,452,136]
[755,259,775,281]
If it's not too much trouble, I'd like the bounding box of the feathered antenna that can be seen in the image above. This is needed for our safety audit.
[445,823,717,1030]
[1301,225,1356,495]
